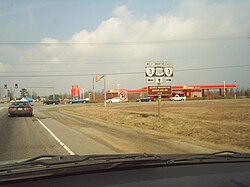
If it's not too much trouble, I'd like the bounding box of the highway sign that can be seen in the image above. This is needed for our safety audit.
[147,77,155,83]
[118,90,128,102]
[155,67,164,76]
[165,67,173,77]
[156,77,163,83]
[166,77,173,83]
[147,86,172,96]
[145,62,173,83]
[145,67,155,77]
[164,63,173,83]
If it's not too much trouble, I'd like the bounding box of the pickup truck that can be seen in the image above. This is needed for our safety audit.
[68,98,89,104]
[170,95,186,101]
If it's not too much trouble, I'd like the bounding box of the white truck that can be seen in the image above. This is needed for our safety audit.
[170,95,186,101]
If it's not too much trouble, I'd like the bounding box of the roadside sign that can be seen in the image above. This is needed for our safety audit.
[147,86,172,96]
[145,67,155,77]
[164,63,173,83]
[155,67,164,76]
[164,66,173,77]
[145,62,173,83]
[156,77,163,83]
[118,90,128,102]
[146,77,155,83]
[166,77,173,83]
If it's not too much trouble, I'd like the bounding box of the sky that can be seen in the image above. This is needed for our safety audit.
[0,0,250,97]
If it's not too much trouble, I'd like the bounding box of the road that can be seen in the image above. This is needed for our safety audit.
[0,105,115,162]
[0,103,214,162]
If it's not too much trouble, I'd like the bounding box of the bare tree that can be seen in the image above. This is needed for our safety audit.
[31,91,38,99]
[20,88,30,98]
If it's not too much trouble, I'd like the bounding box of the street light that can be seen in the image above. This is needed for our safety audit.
[223,80,226,97]
[117,84,120,92]
[82,88,85,99]
[234,80,237,99]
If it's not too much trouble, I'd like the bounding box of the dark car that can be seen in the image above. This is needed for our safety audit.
[8,101,33,117]
[43,99,60,105]
[136,97,154,102]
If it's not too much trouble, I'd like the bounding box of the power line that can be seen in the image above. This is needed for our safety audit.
[0,64,248,77]
[176,64,250,71]
[1,52,249,65]
[0,36,248,46]
[0,64,249,74]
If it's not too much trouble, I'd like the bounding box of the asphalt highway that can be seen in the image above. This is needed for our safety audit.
[0,102,215,163]
[0,105,115,162]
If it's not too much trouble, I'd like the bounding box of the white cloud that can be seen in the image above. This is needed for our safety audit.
[10,2,250,92]
[41,38,60,44]
[112,5,132,18]
[50,57,61,64]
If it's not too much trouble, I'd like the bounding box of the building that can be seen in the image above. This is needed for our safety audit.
[107,84,236,99]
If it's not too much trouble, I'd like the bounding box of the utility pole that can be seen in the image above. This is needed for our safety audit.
[117,84,120,92]
[53,86,55,99]
[234,80,237,99]
[95,74,106,107]
[104,76,107,108]
[93,77,95,101]
[223,80,226,97]
[82,88,85,99]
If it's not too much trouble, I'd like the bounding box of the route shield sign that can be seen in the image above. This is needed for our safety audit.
[164,66,173,77]
[118,90,128,102]
[145,67,155,77]
[145,62,173,84]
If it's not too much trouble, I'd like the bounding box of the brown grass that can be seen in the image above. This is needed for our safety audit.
[61,100,250,152]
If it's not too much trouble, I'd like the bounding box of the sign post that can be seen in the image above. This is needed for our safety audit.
[158,83,161,118]
[147,85,172,118]
[145,61,173,118]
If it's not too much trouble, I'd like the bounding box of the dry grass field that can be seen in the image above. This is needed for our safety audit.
[61,100,250,152]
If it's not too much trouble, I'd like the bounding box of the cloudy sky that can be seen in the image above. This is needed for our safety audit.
[0,0,249,96]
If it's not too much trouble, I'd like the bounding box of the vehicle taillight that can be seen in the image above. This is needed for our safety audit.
[8,108,16,111]
[24,107,32,110]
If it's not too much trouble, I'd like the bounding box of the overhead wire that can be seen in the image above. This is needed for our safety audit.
[0,64,248,77]
[0,36,248,46]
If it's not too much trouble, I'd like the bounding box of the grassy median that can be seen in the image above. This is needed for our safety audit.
[60,100,250,152]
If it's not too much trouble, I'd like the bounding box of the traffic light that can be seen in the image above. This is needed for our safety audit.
[15,83,18,89]
[3,84,7,89]
[95,75,100,82]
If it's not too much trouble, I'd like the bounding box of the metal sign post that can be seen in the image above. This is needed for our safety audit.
[147,85,172,118]
[145,61,173,119]
[157,83,161,118]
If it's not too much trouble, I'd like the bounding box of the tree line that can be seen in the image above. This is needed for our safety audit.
[0,86,250,101]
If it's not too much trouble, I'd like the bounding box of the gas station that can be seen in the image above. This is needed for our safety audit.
[107,84,237,99]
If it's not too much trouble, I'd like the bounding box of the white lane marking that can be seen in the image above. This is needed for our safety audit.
[37,118,75,155]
